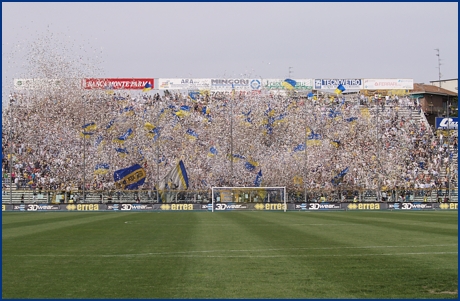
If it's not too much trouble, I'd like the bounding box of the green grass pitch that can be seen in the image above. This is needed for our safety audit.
[2,211,458,298]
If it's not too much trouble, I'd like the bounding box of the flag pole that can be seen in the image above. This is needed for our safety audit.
[156,102,160,203]
[304,92,308,202]
[82,95,86,202]
[230,83,234,187]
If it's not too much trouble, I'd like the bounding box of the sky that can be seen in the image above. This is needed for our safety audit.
[2,2,458,100]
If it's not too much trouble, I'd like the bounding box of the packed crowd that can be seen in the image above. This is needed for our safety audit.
[2,89,457,194]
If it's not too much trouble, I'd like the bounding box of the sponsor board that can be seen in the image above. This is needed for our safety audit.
[214,203,249,211]
[438,203,458,210]
[314,79,363,90]
[158,78,211,90]
[346,203,382,210]
[387,202,434,210]
[210,90,261,98]
[26,204,60,211]
[363,79,413,90]
[66,204,100,211]
[210,79,262,92]
[262,79,314,90]
[13,78,72,90]
[82,78,154,90]
[201,204,213,211]
[295,203,341,210]
[254,203,286,211]
[159,204,194,211]
[435,117,458,130]
[106,204,153,211]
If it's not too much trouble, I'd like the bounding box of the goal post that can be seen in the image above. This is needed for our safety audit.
[211,187,287,212]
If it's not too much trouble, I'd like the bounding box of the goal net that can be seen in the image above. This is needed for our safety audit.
[211,187,287,212]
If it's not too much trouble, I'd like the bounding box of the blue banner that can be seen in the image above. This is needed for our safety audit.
[113,164,146,190]
[435,117,458,130]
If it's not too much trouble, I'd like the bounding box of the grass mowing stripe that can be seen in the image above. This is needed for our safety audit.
[2,212,112,230]
[1,212,132,239]
[231,211,458,298]
[10,243,457,257]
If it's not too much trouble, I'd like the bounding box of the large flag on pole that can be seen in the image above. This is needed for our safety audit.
[254,169,263,187]
[157,160,189,202]
[114,164,146,190]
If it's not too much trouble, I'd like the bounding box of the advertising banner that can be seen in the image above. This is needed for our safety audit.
[210,78,262,92]
[2,202,456,212]
[314,79,363,90]
[13,78,70,90]
[387,202,434,210]
[345,202,383,210]
[82,78,154,90]
[363,79,414,90]
[65,204,101,211]
[106,203,153,211]
[435,117,458,130]
[438,203,458,210]
[262,79,314,90]
[295,202,342,210]
[158,78,211,90]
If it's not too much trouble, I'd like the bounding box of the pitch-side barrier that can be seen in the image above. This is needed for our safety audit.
[2,202,457,212]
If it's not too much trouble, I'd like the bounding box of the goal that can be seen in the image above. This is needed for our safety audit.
[211,187,287,212]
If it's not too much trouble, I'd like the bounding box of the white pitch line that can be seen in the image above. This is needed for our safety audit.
[120,251,458,258]
[11,244,458,257]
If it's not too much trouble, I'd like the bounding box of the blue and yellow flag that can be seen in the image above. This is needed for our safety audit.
[331,140,341,148]
[114,164,146,190]
[244,159,259,172]
[94,135,104,148]
[94,163,109,175]
[188,91,199,101]
[307,92,314,99]
[293,143,306,152]
[254,169,263,187]
[115,147,129,157]
[328,109,341,119]
[144,122,155,131]
[121,106,134,116]
[331,167,349,186]
[113,128,134,144]
[186,129,199,141]
[82,122,97,132]
[158,160,189,192]
[228,153,246,162]
[282,79,296,90]
[176,105,191,118]
[345,117,358,122]
[335,84,346,94]
[143,82,152,92]
[80,122,97,138]
[208,146,218,157]
[241,109,253,126]
[307,131,322,146]
[105,119,115,131]
[148,127,161,141]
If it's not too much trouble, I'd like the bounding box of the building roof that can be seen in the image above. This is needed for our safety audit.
[411,83,457,96]
[429,78,458,83]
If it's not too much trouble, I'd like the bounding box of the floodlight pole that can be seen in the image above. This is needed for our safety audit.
[304,94,308,202]
[156,103,160,203]
[376,103,381,201]
[447,97,451,201]
[9,95,14,204]
[82,95,86,202]
[230,89,234,186]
